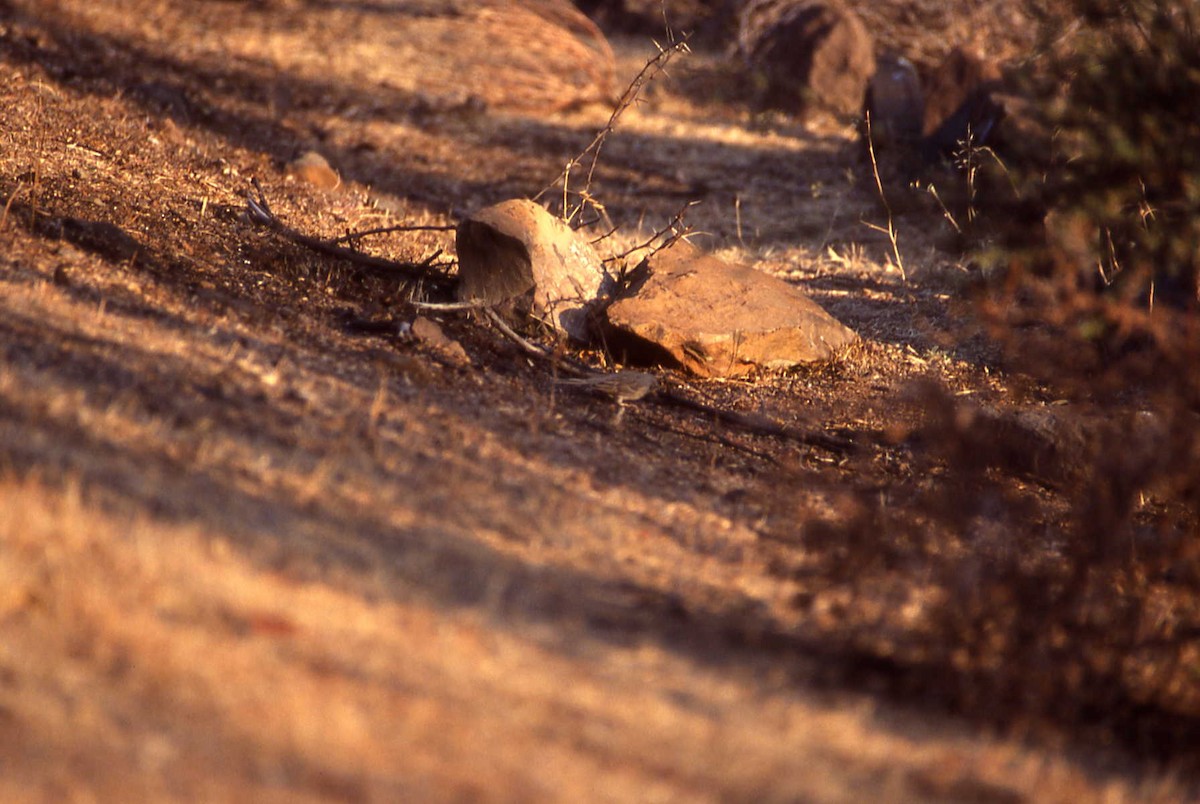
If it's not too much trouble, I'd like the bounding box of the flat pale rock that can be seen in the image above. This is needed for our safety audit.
[604,241,857,377]
[456,199,612,341]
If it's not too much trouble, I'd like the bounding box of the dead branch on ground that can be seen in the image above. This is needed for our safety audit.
[243,180,454,289]
[480,305,855,454]
[656,388,858,455]
[331,223,456,246]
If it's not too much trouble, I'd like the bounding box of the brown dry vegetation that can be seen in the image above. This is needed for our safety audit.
[1,0,1198,800]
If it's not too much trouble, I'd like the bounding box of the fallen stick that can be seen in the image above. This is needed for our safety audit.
[244,180,453,287]
[656,388,858,455]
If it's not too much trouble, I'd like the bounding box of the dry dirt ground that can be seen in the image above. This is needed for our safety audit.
[0,0,1196,801]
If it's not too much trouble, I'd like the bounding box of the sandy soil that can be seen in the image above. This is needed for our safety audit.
[0,0,1195,800]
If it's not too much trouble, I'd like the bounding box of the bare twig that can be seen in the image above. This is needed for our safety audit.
[483,307,550,358]
[330,223,456,245]
[0,181,23,231]
[975,143,1021,197]
[535,33,692,223]
[604,200,698,271]
[482,308,594,379]
[244,180,454,286]
[588,224,621,245]
[412,299,493,312]
[926,183,963,234]
[480,300,853,453]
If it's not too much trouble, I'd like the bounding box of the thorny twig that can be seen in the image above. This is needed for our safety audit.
[244,179,454,285]
[535,32,692,224]
[588,224,621,245]
[604,199,697,277]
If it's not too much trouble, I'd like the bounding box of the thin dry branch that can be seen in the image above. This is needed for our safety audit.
[480,305,854,454]
[482,308,595,379]
[656,388,858,455]
[474,298,855,454]
[244,180,454,287]
[604,200,697,277]
[331,223,456,245]
[862,113,907,281]
[412,299,493,312]
[535,32,692,223]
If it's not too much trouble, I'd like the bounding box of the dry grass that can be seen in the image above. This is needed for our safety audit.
[1,474,1186,802]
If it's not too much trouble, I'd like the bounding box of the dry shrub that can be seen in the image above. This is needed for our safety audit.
[787,0,1200,770]
[945,0,1200,764]
[1023,0,1200,309]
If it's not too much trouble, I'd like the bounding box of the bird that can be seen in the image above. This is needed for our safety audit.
[556,370,657,405]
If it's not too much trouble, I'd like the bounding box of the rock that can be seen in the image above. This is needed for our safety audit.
[737,0,875,118]
[287,151,340,191]
[863,54,924,151]
[973,406,1091,488]
[920,47,1005,160]
[578,0,737,45]
[455,199,614,342]
[861,53,925,181]
[602,240,857,378]
[411,316,471,367]
[908,389,1095,489]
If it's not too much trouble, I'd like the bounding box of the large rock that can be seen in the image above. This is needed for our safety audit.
[737,0,875,118]
[456,199,613,341]
[921,46,1005,160]
[861,53,925,181]
[863,54,924,151]
[602,240,857,377]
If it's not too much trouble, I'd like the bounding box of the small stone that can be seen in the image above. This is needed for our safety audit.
[603,240,857,378]
[411,316,470,366]
[287,151,341,191]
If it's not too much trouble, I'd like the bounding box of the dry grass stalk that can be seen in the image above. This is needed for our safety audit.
[862,113,907,280]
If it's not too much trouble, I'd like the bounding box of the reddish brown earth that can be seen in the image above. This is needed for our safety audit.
[1,0,1196,801]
